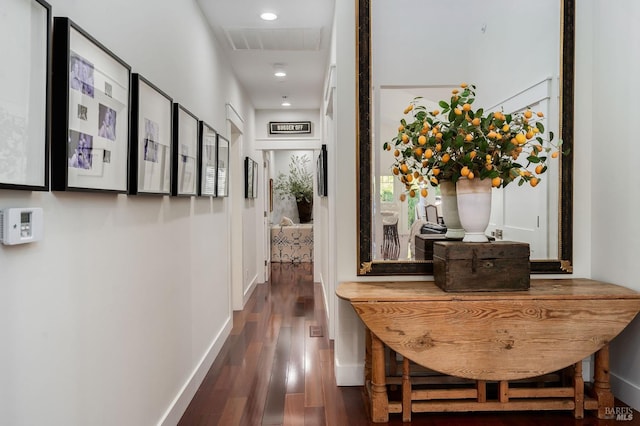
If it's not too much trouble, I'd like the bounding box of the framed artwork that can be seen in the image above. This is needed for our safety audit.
[172,104,198,196]
[129,73,173,195]
[244,156,258,199]
[252,159,259,198]
[269,178,273,212]
[198,121,217,196]
[51,17,130,192]
[317,144,328,196]
[244,157,253,199]
[216,134,229,197]
[0,0,51,191]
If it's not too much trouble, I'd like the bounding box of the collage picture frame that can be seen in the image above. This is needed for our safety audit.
[129,73,173,195]
[172,104,199,196]
[51,17,131,192]
[0,0,51,191]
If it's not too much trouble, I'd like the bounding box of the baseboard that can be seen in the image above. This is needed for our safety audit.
[318,274,332,340]
[612,372,640,411]
[335,360,364,386]
[242,274,259,309]
[158,317,233,426]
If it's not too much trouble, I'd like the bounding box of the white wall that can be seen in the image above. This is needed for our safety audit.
[331,0,640,411]
[583,0,640,409]
[333,0,367,386]
[0,0,254,425]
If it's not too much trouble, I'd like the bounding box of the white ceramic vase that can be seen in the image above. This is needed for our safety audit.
[439,180,465,240]
[456,177,492,242]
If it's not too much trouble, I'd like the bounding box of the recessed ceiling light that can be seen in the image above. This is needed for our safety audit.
[260,12,278,21]
[281,96,291,107]
[273,63,287,77]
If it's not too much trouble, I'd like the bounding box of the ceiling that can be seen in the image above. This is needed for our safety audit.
[196,0,336,110]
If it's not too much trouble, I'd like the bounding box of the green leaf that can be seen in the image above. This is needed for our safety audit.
[439,100,449,109]
[527,155,541,163]
[536,122,545,134]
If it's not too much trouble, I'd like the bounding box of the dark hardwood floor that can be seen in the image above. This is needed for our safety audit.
[178,262,640,425]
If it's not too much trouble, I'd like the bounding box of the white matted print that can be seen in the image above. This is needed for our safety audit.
[216,134,229,197]
[0,0,50,190]
[133,75,172,194]
[54,18,130,192]
[199,121,217,196]
[173,105,198,196]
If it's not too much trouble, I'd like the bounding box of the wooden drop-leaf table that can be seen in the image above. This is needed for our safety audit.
[336,279,640,422]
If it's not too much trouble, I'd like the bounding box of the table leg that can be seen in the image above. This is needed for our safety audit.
[573,361,584,419]
[365,328,372,386]
[402,357,411,422]
[370,332,389,423]
[593,344,614,419]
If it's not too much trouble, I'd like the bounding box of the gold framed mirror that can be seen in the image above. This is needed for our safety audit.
[357,0,574,275]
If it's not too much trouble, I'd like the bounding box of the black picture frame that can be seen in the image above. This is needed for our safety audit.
[253,159,259,198]
[198,121,217,197]
[244,157,254,199]
[317,144,328,197]
[216,134,229,197]
[172,104,198,196]
[0,0,51,191]
[51,17,131,193]
[129,73,173,195]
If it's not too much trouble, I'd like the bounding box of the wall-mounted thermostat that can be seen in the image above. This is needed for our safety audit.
[0,208,44,245]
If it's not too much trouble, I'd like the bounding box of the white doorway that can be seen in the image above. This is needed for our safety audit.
[228,118,244,311]
[263,152,272,282]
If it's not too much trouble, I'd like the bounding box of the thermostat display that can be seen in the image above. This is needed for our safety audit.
[0,208,43,245]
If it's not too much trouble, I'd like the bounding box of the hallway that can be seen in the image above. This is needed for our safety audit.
[178,263,640,425]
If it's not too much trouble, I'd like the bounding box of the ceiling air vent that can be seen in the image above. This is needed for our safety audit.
[224,28,322,51]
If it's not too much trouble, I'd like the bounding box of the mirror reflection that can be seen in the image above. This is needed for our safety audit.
[369,0,563,263]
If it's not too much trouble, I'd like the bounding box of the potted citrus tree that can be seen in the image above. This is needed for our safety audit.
[383,83,564,241]
[274,154,314,223]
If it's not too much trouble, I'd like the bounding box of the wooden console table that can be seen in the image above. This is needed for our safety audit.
[336,279,640,422]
